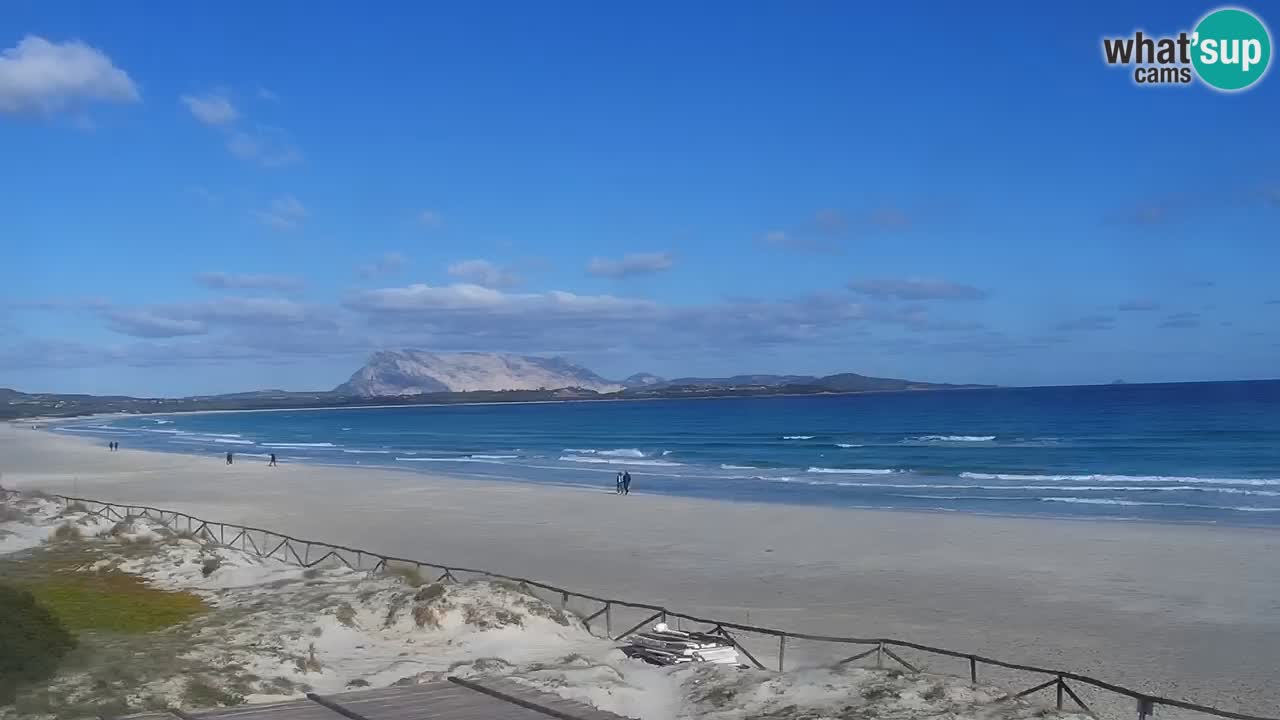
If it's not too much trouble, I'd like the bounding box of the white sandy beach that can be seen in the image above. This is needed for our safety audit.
[3,423,1278,716]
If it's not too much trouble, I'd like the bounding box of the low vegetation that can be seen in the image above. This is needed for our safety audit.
[0,584,77,704]
[25,570,205,634]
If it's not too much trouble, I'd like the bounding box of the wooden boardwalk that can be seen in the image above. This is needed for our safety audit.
[117,677,631,720]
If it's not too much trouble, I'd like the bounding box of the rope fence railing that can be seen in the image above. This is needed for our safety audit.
[4,489,1274,720]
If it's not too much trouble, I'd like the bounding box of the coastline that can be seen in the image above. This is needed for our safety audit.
[3,423,1279,714]
[9,384,998,423]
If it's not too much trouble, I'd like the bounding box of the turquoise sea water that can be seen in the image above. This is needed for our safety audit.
[59,380,1280,526]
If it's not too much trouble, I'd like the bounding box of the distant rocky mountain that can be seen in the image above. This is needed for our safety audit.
[334,350,624,397]
[620,373,665,388]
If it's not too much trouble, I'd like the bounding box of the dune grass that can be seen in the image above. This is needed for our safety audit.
[26,570,206,633]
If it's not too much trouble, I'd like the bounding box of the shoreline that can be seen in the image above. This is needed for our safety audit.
[36,419,1280,532]
[12,384,1000,423]
[3,424,1279,714]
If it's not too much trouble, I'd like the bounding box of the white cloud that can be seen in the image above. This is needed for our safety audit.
[586,252,673,279]
[418,210,444,229]
[195,272,301,291]
[227,125,303,167]
[104,309,206,339]
[256,195,307,231]
[186,297,311,325]
[180,91,239,126]
[447,259,519,288]
[348,283,655,316]
[760,229,839,254]
[100,296,322,340]
[359,252,407,278]
[0,36,139,115]
[813,208,848,234]
[848,278,989,301]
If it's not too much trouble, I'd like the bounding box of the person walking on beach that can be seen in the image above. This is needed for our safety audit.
[225,451,233,465]
[615,471,623,494]
[268,453,277,467]
[622,471,632,496]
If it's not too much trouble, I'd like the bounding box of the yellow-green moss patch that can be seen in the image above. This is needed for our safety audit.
[26,570,206,633]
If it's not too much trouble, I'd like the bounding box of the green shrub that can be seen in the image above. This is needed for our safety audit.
[386,564,426,587]
[53,523,81,542]
[0,583,77,704]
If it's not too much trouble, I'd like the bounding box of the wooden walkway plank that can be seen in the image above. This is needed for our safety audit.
[118,679,633,720]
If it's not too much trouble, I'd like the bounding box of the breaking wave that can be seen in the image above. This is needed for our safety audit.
[563,448,646,458]
[559,455,682,467]
[1040,497,1280,512]
[806,467,899,475]
[959,472,1280,486]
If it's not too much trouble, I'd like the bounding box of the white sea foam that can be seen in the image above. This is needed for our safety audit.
[912,435,996,442]
[262,442,337,448]
[780,480,1280,497]
[559,455,682,467]
[57,428,132,435]
[213,438,255,445]
[806,467,898,475]
[1040,497,1280,512]
[720,464,756,470]
[470,454,518,460]
[835,443,863,448]
[960,472,1280,486]
[782,435,815,440]
[562,448,646,457]
[396,457,505,464]
[341,449,392,454]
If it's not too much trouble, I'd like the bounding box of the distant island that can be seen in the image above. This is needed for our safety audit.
[1,350,990,420]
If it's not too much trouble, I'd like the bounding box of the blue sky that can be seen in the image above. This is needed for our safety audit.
[2,0,1278,395]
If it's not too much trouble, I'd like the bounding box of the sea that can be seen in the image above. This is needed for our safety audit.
[53,380,1280,526]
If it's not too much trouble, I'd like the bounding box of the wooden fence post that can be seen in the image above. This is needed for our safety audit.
[1056,676,1064,710]
[969,656,977,683]
[605,602,612,638]
[876,642,884,668]
[778,636,786,672]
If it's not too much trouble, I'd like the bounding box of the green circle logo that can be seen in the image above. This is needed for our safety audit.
[1192,8,1272,91]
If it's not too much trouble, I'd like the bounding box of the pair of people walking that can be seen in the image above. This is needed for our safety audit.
[225,451,277,466]
[107,441,119,451]
[614,471,632,495]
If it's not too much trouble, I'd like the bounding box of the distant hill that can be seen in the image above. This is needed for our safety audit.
[0,361,988,421]
[334,350,624,396]
[813,372,953,392]
[620,372,665,388]
[647,374,817,389]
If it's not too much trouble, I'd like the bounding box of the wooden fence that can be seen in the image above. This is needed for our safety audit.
[4,489,1275,720]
